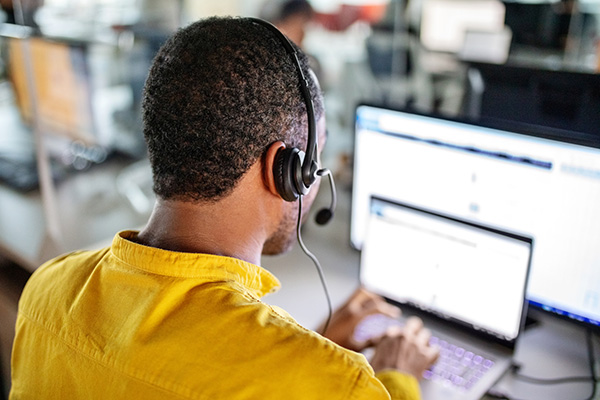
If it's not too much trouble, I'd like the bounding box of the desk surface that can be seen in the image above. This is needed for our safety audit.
[263,187,600,400]
[0,156,151,272]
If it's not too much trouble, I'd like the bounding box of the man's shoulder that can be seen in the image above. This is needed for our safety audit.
[20,247,111,309]
[33,246,109,280]
[158,297,383,399]
[216,298,375,378]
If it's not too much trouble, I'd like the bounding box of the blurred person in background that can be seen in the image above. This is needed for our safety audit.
[259,0,315,46]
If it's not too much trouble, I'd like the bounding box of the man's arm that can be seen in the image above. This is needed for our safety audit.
[320,288,439,399]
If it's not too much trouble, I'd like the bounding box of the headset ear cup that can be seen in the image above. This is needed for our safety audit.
[273,147,302,202]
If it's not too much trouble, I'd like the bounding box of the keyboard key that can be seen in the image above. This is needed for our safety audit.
[352,313,404,343]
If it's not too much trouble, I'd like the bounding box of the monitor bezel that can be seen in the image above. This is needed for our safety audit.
[351,102,600,332]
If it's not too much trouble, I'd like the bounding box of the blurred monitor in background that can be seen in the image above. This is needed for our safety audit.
[419,0,506,54]
[0,36,98,191]
[503,1,572,50]
[459,27,512,64]
[7,37,96,145]
[466,62,600,137]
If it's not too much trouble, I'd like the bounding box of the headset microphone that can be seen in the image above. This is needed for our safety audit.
[249,17,335,333]
[314,168,337,226]
[315,209,332,226]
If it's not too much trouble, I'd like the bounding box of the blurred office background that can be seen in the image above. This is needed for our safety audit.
[0,0,599,397]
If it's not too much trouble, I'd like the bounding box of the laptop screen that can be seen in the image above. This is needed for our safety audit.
[361,197,532,342]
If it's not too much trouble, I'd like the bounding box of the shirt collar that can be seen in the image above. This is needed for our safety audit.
[110,230,281,298]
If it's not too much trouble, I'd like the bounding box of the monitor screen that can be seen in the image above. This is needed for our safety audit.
[362,197,532,342]
[419,0,506,53]
[351,104,600,328]
[7,37,96,143]
[467,62,600,137]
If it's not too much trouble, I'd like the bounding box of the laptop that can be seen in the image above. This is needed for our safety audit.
[354,196,532,400]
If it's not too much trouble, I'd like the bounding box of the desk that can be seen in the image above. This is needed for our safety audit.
[493,311,599,399]
[263,187,600,400]
[0,151,152,273]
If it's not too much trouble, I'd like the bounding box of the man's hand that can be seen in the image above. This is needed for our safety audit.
[370,316,440,379]
[320,287,401,352]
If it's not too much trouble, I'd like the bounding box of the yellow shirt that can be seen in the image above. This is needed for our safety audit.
[10,231,420,399]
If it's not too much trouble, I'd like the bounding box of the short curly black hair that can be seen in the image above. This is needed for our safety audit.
[142,16,324,202]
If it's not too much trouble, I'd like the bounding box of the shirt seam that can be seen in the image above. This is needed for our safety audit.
[344,367,366,400]
[109,248,240,279]
[112,231,278,280]
[107,244,279,295]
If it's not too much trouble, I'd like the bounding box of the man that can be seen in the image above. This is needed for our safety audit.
[10,17,438,399]
[259,0,314,46]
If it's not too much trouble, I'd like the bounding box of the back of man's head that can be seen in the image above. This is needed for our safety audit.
[142,16,324,203]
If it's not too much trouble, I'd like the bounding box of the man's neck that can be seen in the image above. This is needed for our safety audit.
[136,200,265,265]
[136,165,278,266]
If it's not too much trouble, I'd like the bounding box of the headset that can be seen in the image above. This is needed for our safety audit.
[248,18,336,332]
[248,17,336,226]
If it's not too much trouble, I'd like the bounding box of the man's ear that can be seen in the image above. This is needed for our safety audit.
[263,141,286,197]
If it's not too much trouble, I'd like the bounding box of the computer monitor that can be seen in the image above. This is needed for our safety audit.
[419,0,506,53]
[7,36,96,144]
[502,2,570,50]
[351,104,600,329]
[467,62,600,137]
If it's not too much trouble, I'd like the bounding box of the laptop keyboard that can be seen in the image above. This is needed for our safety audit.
[424,336,495,390]
[353,314,495,391]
